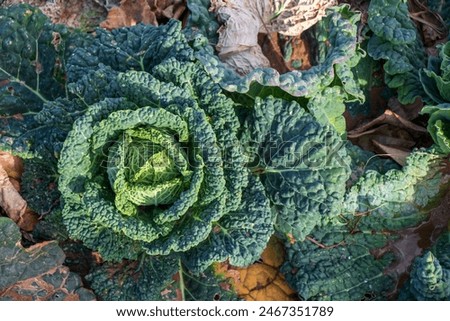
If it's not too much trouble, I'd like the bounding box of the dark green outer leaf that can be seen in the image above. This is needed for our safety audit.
[87,255,179,301]
[367,0,427,104]
[182,174,274,273]
[0,4,76,114]
[183,265,238,301]
[243,96,350,241]
[407,252,450,300]
[368,0,417,45]
[67,20,194,83]
[400,233,450,300]
[420,41,450,105]
[282,227,395,300]
[185,0,219,44]
[344,150,442,231]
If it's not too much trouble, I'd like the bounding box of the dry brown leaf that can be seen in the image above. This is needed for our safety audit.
[0,151,23,180]
[348,109,427,135]
[100,0,157,29]
[260,235,285,267]
[1,266,94,300]
[348,110,429,165]
[211,0,330,75]
[215,1,270,75]
[371,140,410,166]
[2,0,108,29]
[215,236,297,301]
[388,97,424,121]
[100,0,186,29]
[270,0,337,36]
[0,152,39,231]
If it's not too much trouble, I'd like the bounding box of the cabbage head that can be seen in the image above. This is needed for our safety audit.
[57,21,274,272]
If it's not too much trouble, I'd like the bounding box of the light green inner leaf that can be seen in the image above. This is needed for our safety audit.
[108,127,192,215]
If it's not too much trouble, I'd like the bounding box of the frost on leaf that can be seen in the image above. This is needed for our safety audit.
[0,217,95,300]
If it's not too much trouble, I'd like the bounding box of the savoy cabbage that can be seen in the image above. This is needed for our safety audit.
[57,21,275,273]
[0,3,448,301]
[282,149,446,300]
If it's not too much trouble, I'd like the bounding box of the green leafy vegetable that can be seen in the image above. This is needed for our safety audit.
[185,0,219,44]
[243,96,350,241]
[407,251,450,300]
[420,41,450,104]
[367,0,427,104]
[1,3,449,302]
[420,42,450,154]
[400,233,450,300]
[0,4,67,113]
[87,257,237,301]
[57,21,273,274]
[282,150,445,300]
[0,4,87,159]
[86,256,179,301]
[422,103,450,154]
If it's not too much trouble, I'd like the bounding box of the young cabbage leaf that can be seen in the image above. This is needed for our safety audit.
[400,233,450,300]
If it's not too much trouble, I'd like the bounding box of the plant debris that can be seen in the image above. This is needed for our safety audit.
[0,217,96,300]
[100,0,186,29]
[0,152,38,231]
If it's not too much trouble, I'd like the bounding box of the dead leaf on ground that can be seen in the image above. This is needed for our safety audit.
[269,0,337,36]
[0,152,38,231]
[0,217,96,300]
[100,0,186,29]
[388,96,424,121]
[258,31,313,73]
[100,0,157,28]
[348,110,429,165]
[0,151,23,180]
[211,0,332,75]
[215,236,297,301]
[408,0,448,47]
